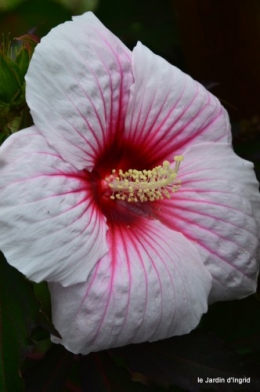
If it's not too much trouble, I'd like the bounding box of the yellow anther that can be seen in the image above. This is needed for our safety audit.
[106,155,183,203]
[174,155,184,162]
[163,160,170,167]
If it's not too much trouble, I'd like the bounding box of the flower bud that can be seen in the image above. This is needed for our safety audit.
[0,50,22,103]
[15,34,39,78]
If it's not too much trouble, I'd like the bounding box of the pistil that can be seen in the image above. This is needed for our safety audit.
[105,155,184,202]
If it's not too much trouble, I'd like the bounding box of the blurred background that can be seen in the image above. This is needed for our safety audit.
[1,0,260,178]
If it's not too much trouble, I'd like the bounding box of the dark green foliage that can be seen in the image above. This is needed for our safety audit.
[0,252,44,391]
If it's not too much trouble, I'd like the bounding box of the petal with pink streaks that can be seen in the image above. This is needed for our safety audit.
[0,127,108,286]
[26,12,133,170]
[49,219,211,354]
[124,42,231,165]
[155,142,260,302]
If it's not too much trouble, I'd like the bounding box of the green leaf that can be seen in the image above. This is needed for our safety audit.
[0,0,26,11]
[0,252,42,391]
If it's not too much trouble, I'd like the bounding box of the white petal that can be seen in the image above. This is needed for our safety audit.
[26,12,133,170]
[124,42,231,163]
[0,127,108,285]
[155,142,260,302]
[49,220,211,354]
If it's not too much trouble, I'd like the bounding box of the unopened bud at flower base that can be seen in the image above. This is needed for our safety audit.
[15,34,39,78]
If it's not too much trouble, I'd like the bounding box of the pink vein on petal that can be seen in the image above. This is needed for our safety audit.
[87,240,116,346]
[62,61,107,143]
[62,87,102,155]
[86,25,131,135]
[69,45,108,124]
[137,231,171,339]
[111,226,132,340]
[140,76,190,148]
[161,202,255,279]
[148,87,213,155]
[130,82,159,144]
[141,226,189,336]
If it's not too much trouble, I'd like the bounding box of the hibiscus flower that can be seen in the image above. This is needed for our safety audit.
[0,12,259,355]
